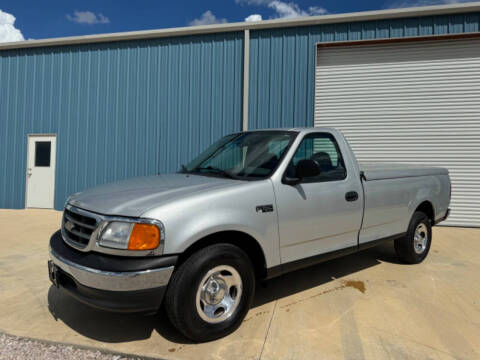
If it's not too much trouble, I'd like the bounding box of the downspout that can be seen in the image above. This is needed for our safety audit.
[242,29,250,131]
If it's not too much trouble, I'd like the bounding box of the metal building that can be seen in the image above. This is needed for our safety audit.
[1,2,480,227]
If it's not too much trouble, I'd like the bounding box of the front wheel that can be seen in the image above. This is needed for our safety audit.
[395,211,432,264]
[164,243,255,342]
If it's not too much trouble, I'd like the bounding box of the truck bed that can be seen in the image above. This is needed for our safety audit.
[359,162,448,181]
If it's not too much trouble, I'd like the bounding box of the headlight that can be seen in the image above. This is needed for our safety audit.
[98,221,161,251]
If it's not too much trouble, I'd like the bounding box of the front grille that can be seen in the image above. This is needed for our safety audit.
[62,207,99,249]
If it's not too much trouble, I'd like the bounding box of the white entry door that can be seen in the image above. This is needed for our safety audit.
[26,135,57,208]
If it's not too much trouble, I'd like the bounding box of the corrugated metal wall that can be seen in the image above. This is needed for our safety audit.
[248,13,480,129]
[2,11,480,212]
[0,32,243,210]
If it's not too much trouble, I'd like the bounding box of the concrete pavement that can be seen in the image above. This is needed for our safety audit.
[0,209,479,359]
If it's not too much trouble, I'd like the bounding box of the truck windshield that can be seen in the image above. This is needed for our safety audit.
[182,131,297,180]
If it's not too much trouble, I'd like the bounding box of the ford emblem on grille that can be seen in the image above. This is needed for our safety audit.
[65,221,74,232]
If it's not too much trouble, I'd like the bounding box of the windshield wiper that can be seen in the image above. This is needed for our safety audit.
[193,166,238,180]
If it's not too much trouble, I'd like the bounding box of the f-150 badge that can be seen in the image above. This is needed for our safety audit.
[256,205,274,213]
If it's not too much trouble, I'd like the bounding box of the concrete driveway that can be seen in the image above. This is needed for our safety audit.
[0,209,479,360]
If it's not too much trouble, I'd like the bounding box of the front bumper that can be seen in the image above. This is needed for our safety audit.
[49,230,177,312]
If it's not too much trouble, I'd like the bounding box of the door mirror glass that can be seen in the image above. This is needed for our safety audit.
[296,159,321,178]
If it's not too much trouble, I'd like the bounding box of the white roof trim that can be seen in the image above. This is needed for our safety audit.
[2,2,480,51]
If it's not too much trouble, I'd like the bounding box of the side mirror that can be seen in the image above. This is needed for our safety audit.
[282,159,321,185]
[296,159,321,178]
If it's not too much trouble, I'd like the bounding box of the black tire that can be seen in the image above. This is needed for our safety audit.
[395,211,432,264]
[164,243,255,342]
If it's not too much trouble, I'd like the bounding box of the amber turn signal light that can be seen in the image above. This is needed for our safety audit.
[128,223,160,250]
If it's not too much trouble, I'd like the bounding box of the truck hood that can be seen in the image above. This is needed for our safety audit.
[67,173,240,217]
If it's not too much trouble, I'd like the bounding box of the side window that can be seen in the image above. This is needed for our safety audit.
[289,133,347,182]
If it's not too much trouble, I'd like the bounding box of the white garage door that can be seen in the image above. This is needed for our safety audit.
[315,38,480,227]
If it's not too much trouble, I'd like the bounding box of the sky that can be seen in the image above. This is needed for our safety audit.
[0,0,478,43]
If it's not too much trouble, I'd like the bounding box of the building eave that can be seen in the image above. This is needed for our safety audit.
[2,2,480,51]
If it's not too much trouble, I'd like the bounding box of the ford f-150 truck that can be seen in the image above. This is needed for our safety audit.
[48,128,451,342]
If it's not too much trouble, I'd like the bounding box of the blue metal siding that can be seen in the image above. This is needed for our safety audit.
[0,33,243,210]
[2,11,480,211]
[248,12,480,130]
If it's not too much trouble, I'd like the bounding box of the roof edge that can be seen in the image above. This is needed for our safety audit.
[2,2,480,51]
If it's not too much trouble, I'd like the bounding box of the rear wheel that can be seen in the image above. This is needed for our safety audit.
[395,211,432,264]
[164,243,255,342]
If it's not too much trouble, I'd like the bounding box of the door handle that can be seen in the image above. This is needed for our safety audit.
[345,191,359,202]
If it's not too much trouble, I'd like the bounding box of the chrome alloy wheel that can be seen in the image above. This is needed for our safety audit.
[195,265,243,323]
[413,223,428,254]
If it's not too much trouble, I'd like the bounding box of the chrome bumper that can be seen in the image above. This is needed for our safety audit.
[49,247,174,292]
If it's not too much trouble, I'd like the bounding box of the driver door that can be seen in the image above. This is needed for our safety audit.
[273,132,363,264]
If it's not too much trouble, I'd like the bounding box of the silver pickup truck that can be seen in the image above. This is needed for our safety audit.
[48,128,451,342]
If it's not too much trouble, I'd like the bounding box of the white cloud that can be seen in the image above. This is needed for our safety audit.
[245,14,263,22]
[308,6,329,15]
[0,9,24,43]
[237,0,327,20]
[385,0,474,9]
[268,1,327,18]
[66,10,110,25]
[190,10,228,26]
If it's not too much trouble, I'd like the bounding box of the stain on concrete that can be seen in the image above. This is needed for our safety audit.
[281,279,366,309]
[255,311,269,317]
[243,310,270,323]
[280,285,342,309]
[168,346,183,353]
[341,280,366,293]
